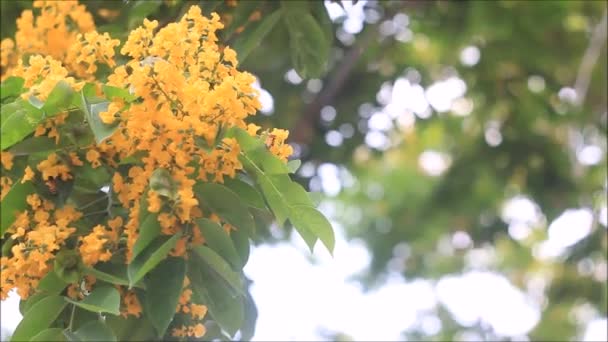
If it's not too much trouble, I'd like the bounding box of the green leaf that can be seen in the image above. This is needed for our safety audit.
[73,320,117,342]
[194,182,255,236]
[41,81,75,116]
[11,295,67,342]
[240,289,258,341]
[8,136,65,156]
[65,285,121,315]
[80,91,117,144]
[286,159,302,173]
[38,270,69,294]
[0,99,44,150]
[19,292,48,316]
[255,173,290,226]
[54,249,84,284]
[149,168,176,199]
[83,263,132,287]
[102,84,137,102]
[290,205,335,254]
[282,4,330,78]
[230,227,250,266]
[128,0,162,29]
[311,0,334,49]
[222,0,260,38]
[31,328,66,341]
[143,257,186,337]
[195,218,242,269]
[1,181,35,235]
[127,232,182,287]
[192,245,244,295]
[105,315,156,341]
[1,76,24,100]
[233,10,282,64]
[130,213,161,262]
[188,253,244,337]
[223,178,266,209]
[228,127,334,253]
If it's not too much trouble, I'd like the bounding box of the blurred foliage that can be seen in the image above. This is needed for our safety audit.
[1,0,607,341]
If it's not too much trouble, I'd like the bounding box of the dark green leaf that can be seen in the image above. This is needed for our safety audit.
[222,0,260,38]
[188,254,244,337]
[143,257,186,337]
[127,233,182,287]
[31,328,66,341]
[19,292,47,316]
[73,320,117,342]
[128,0,162,29]
[194,182,255,236]
[83,263,131,287]
[8,136,64,156]
[282,3,330,78]
[131,213,161,262]
[192,246,244,295]
[11,295,67,342]
[65,285,121,315]
[105,315,156,341]
[195,218,242,269]
[223,178,266,209]
[230,226,250,267]
[233,10,282,64]
[38,270,69,294]
[1,181,35,235]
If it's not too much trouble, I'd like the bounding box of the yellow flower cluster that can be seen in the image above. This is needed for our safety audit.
[1,195,81,299]
[96,6,267,260]
[1,0,96,80]
[1,2,296,338]
[172,277,208,338]
[79,217,122,266]
[0,152,14,200]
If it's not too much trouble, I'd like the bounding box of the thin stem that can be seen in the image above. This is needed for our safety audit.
[68,304,76,331]
[77,195,108,210]
[574,10,607,106]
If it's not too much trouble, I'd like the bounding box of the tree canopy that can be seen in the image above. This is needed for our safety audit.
[1,0,606,341]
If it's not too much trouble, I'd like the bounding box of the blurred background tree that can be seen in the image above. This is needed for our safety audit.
[1,0,606,341]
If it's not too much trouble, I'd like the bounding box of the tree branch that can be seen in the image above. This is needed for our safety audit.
[574,9,607,107]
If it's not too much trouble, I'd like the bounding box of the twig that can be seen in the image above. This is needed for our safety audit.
[574,10,607,107]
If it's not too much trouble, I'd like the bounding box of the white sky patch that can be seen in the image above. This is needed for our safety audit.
[460,46,481,66]
[583,318,608,342]
[534,208,594,260]
[501,195,544,241]
[418,150,451,177]
[244,221,445,342]
[0,290,22,340]
[252,79,274,115]
[425,77,467,113]
[436,271,540,337]
[547,208,594,249]
[577,145,604,165]
[599,206,607,227]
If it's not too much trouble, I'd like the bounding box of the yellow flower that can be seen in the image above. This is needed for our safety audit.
[147,190,162,213]
[85,149,101,168]
[1,151,13,170]
[37,153,72,181]
[21,166,35,183]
